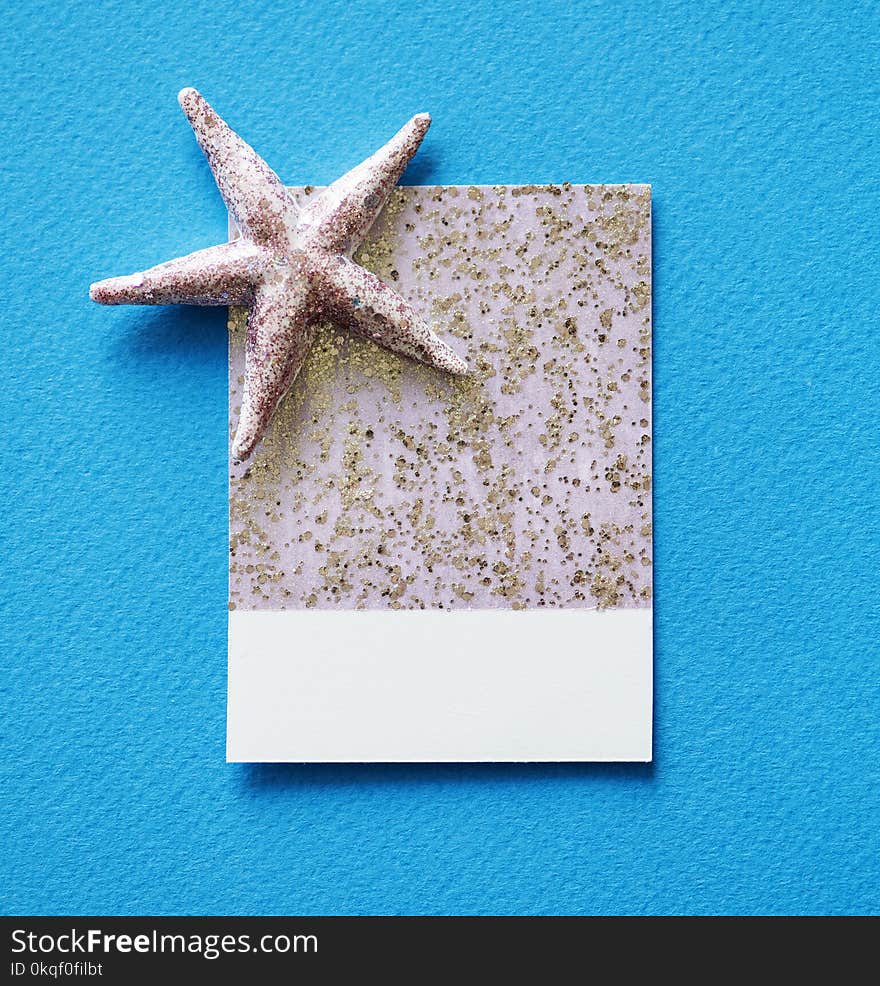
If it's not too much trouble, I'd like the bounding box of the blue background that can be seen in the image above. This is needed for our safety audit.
[2,0,878,915]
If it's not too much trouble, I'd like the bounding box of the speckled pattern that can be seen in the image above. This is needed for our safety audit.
[230,183,652,611]
[90,89,467,462]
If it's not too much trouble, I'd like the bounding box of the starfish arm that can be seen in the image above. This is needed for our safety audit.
[178,88,298,251]
[89,239,266,306]
[317,257,468,375]
[298,114,431,254]
[232,276,317,461]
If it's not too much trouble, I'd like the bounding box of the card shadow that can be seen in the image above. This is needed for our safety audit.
[235,187,660,792]
[238,756,655,791]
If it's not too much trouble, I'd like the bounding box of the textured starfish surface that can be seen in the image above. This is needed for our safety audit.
[90,88,468,461]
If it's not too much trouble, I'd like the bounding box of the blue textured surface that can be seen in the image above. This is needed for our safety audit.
[1,0,878,916]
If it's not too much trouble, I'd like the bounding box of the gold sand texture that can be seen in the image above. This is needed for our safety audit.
[229,184,652,611]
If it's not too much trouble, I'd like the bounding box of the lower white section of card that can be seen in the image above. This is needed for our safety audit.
[227,607,652,763]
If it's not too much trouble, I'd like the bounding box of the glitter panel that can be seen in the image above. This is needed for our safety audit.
[229,184,652,611]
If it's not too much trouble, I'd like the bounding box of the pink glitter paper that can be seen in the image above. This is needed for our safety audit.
[230,183,652,613]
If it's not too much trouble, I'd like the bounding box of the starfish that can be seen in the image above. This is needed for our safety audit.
[90,88,468,461]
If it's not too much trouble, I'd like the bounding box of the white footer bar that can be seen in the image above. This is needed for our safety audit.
[227,608,652,763]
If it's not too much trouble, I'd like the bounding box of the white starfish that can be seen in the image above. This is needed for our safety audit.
[90,88,468,461]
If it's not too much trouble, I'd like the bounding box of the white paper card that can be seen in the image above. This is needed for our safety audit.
[228,184,653,762]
